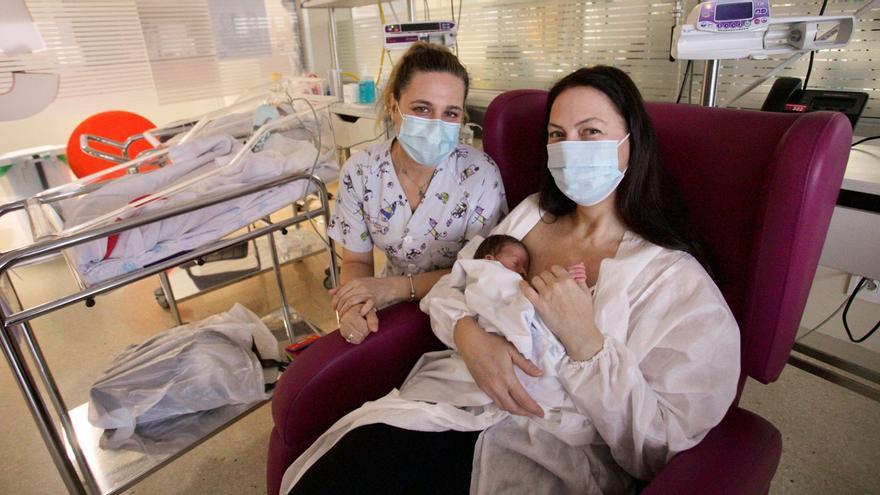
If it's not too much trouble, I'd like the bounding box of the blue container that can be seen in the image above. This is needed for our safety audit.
[358,78,376,104]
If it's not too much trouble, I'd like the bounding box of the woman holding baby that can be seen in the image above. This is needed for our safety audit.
[283,64,740,495]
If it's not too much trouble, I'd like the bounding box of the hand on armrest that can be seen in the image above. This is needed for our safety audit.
[270,302,443,453]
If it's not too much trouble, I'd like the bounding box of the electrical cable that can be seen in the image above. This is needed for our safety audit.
[852,136,880,147]
[797,294,850,341]
[387,1,400,23]
[802,0,830,90]
[451,0,459,56]
[676,60,693,104]
[424,0,431,19]
[842,277,880,343]
[280,93,340,258]
[346,127,391,149]
[377,4,387,85]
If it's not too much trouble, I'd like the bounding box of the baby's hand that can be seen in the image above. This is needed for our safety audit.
[567,262,587,284]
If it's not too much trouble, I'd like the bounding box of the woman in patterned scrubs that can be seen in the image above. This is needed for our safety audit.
[327,42,507,344]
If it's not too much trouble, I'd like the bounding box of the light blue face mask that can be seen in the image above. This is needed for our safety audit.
[396,107,461,167]
[546,134,630,206]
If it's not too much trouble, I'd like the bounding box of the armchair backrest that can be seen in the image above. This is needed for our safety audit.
[482,89,852,386]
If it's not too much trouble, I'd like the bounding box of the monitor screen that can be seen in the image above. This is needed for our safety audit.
[401,22,443,32]
[715,2,753,20]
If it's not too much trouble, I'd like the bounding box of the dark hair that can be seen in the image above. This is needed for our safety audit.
[474,234,525,260]
[381,42,470,117]
[539,66,714,277]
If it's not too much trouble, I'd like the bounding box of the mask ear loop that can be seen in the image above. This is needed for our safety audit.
[616,133,631,179]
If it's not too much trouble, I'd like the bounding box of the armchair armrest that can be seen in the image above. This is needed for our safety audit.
[268,302,443,495]
[641,407,781,495]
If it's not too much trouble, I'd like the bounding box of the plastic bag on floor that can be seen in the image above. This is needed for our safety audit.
[88,303,281,448]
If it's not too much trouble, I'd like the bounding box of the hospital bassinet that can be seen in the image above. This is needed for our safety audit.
[0,93,341,495]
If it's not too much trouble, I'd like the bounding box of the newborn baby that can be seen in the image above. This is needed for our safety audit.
[403,234,591,444]
[473,234,585,283]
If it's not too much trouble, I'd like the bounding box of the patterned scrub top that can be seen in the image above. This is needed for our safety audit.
[327,139,507,277]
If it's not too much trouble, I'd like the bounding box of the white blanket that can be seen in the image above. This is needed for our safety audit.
[280,193,741,495]
[400,257,590,446]
[65,134,337,285]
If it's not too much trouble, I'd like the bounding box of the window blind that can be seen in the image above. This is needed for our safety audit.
[0,0,303,105]
[331,0,877,119]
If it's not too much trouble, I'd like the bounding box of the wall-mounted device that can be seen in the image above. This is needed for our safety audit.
[761,77,868,128]
[383,21,457,51]
[672,0,855,60]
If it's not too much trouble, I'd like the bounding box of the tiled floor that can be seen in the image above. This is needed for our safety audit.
[1,233,879,494]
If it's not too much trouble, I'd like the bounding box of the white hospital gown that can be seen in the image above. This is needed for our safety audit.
[327,139,506,276]
[280,193,741,495]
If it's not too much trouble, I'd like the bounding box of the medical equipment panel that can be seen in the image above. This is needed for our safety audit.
[672,0,855,60]
[383,21,457,50]
[695,0,770,32]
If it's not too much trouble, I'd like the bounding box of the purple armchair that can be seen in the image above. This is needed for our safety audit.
[267,90,852,495]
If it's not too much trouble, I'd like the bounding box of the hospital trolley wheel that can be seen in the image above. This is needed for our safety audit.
[153,288,170,309]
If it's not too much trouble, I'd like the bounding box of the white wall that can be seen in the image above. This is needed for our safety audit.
[0,90,238,154]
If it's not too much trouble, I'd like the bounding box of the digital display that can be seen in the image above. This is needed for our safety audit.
[401,22,444,32]
[715,2,753,20]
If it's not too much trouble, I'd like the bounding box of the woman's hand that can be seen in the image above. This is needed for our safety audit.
[329,277,403,317]
[338,303,379,345]
[454,317,545,417]
[521,265,604,361]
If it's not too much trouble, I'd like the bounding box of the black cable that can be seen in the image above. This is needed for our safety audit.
[797,294,850,341]
[852,136,880,147]
[676,60,693,104]
[842,277,880,343]
[803,52,816,90]
[803,0,830,90]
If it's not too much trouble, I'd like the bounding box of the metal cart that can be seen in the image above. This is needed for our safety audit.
[0,111,339,494]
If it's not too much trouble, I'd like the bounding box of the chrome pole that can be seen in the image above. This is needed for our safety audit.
[266,229,295,341]
[701,60,720,107]
[18,320,101,494]
[328,8,343,99]
[158,271,183,326]
[0,318,86,494]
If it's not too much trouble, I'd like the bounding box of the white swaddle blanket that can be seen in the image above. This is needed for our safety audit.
[399,257,591,445]
[65,133,337,285]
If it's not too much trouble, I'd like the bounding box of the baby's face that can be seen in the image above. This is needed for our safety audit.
[487,243,530,279]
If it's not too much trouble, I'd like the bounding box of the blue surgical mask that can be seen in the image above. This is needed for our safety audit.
[396,107,461,167]
[546,134,630,206]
